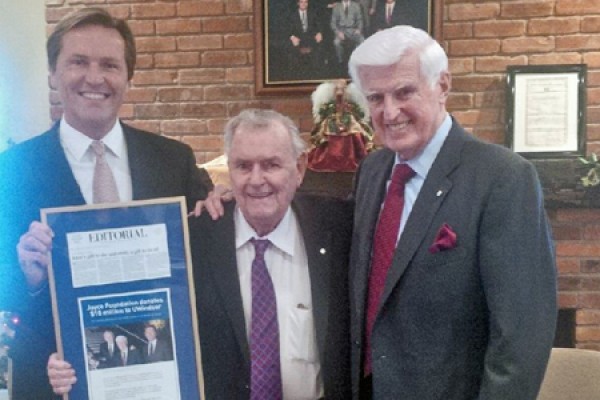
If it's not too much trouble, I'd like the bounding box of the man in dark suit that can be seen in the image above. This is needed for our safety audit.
[284,0,326,79]
[143,324,173,363]
[372,0,428,33]
[0,8,212,399]
[48,108,352,399]
[97,329,120,369]
[347,26,557,399]
[191,108,351,399]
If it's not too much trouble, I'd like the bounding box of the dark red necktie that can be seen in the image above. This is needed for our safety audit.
[364,164,415,376]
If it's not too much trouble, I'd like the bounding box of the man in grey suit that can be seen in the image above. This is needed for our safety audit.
[347,26,557,399]
[330,0,364,65]
[0,8,211,399]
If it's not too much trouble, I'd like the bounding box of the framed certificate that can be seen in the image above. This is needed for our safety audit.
[505,64,587,158]
[42,197,204,400]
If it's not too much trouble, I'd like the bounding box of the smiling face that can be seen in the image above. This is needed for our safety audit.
[50,24,129,139]
[358,51,450,160]
[228,121,306,236]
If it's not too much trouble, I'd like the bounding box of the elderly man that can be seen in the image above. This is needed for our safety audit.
[48,109,352,399]
[347,25,557,399]
[0,8,212,399]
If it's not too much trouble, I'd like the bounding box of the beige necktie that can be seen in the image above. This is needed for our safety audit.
[91,140,119,203]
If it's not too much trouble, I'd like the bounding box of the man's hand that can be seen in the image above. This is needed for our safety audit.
[47,353,76,395]
[17,221,54,292]
[189,184,234,220]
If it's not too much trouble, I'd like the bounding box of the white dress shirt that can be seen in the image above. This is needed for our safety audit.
[59,118,133,204]
[235,206,323,400]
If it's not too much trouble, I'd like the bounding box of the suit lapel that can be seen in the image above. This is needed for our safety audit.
[124,124,153,200]
[206,204,251,363]
[379,124,467,307]
[293,199,331,362]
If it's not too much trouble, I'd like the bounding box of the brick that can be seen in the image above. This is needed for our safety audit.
[135,54,154,70]
[475,56,527,73]
[224,33,254,49]
[553,225,583,240]
[501,1,554,18]
[474,91,504,109]
[474,21,526,38]
[180,103,227,118]
[556,242,600,258]
[528,17,580,36]
[161,119,208,135]
[118,103,134,119]
[448,58,474,74]
[583,53,600,68]
[204,85,252,100]
[136,37,177,53]
[450,39,501,56]
[128,20,156,36]
[451,75,503,93]
[501,36,555,54]
[556,35,600,52]
[576,326,600,341]
[556,209,600,223]
[178,1,223,17]
[156,19,202,35]
[158,87,204,102]
[124,87,157,103]
[557,258,581,274]
[443,22,473,40]
[582,16,600,33]
[581,276,600,291]
[559,276,582,291]
[133,70,177,86]
[577,309,600,324]
[203,17,249,33]
[583,260,600,273]
[529,53,583,65]
[155,52,200,68]
[135,104,180,119]
[178,68,226,84]
[177,35,223,51]
[556,0,600,16]
[184,135,224,152]
[226,67,254,83]
[131,3,176,19]
[201,50,248,66]
[125,120,161,134]
[447,93,474,110]
[447,4,500,22]
[558,292,578,309]
[225,0,253,14]
[206,118,229,134]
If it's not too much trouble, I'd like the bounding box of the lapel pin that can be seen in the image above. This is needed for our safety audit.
[320,248,326,255]
[436,190,443,197]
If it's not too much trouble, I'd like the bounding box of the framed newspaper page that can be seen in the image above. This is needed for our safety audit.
[41,197,204,400]
[506,64,586,158]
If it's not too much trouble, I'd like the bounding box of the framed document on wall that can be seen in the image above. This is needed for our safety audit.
[506,64,587,158]
[42,197,204,400]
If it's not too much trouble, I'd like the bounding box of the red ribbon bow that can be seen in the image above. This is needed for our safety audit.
[428,223,457,253]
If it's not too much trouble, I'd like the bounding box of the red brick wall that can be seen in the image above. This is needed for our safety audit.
[46,0,600,349]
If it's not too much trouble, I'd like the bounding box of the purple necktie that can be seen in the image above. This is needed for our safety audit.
[250,239,282,400]
[364,164,415,376]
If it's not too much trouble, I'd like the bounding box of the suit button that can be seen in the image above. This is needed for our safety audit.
[354,340,360,347]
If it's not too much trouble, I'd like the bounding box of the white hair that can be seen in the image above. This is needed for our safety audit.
[348,25,448,91]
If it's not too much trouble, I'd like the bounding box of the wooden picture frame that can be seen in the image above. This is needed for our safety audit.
[254,0,444,96]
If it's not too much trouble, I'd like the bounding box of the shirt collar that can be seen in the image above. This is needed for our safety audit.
[234,205,296,257]
[396,113,451,179]
[59,118,126,161]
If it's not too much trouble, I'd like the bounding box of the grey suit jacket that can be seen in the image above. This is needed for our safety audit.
[331,1,363,34]
[0,121,212,400]
[349,120,557,399]
[190,194,352,399]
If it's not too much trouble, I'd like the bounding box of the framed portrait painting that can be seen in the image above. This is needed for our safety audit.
[254,0,444,95]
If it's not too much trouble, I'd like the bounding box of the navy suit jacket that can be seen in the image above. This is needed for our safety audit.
[144,338,173,363]
[349,120,557,399]
[0,121,212,400]
[190,194,352,399]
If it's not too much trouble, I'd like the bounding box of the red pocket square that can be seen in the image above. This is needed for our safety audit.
[429,223,457,254]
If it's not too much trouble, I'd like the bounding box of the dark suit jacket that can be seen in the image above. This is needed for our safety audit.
[98,341,120,369]
[190,194,352,399]
[0,121,212,400]
[372,0,428,32]
[349,120,557,399]
[286,7,324,49]
[144,338,173,363]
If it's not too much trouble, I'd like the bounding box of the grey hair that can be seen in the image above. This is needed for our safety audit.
[115,335,127,344]
[348,25,448,90]
[223,108,306,158]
